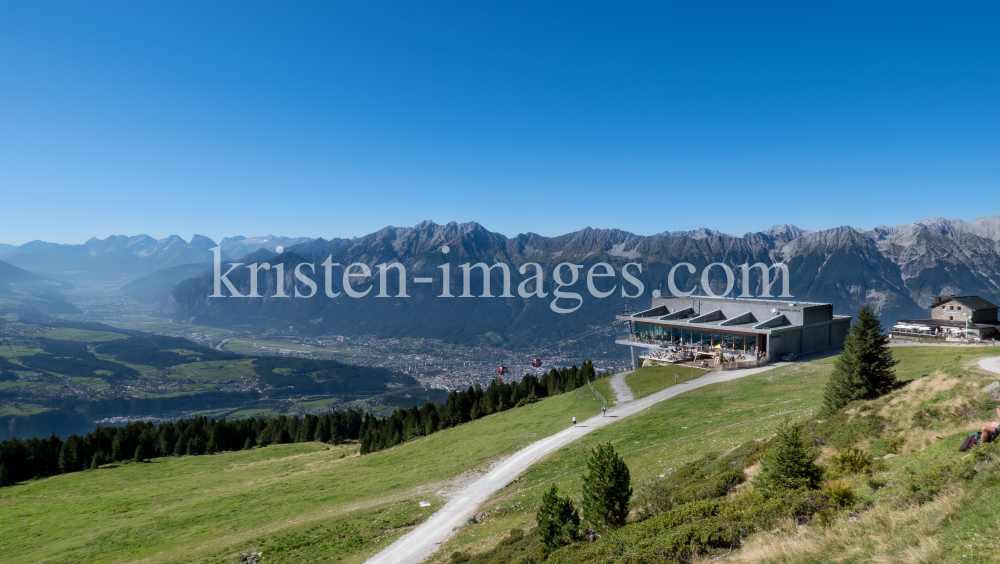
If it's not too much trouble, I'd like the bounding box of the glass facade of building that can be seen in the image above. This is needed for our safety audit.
[633,322,763,353]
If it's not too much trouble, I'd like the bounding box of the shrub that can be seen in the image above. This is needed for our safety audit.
[515,394,538,407]
[455,528,543,564]
[547,488,838,564]
[903,458,977,504]
[633,439,767,520]
[972,439,1000,463]
[824,480,857,508]
[886,435,905,454]
[829,446,872,476]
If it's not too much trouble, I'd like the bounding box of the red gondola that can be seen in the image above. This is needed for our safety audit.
[531,358,542,368]
[497,365,508,375]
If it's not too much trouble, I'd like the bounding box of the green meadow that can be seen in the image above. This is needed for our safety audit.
[4,346,1000,563]
[0,383,609,563]
[43,327,128,342]
[624,364,706,398]
[0,404,50,417]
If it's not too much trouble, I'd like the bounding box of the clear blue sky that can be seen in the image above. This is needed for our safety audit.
[1,2,997,245]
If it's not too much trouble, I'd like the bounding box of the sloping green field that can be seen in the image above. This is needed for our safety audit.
[0,384,608,563]
[433,347,1000,564]
[4,347,1000,563]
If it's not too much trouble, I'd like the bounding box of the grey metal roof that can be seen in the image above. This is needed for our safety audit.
[938,296,1000,311]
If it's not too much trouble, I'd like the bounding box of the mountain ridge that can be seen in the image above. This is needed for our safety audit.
[160,216,1000,348]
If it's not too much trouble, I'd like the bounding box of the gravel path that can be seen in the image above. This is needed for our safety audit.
[978,356,1000,375]
[608,370,634,404]
[889,341,1000,348]
[365,362,784,564]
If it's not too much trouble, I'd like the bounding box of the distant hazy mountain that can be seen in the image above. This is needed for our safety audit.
[161,217,1000,347]
[220,235,315,259]
[0,244,16,260]
[0,235,220,282]
[120,262,214,304]
[0,234,317,284]
[0,259,79,315]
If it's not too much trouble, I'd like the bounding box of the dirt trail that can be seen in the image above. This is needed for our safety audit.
[365,362,784,564]
[609,370,634,404]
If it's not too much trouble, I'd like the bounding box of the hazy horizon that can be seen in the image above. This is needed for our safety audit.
[4,213,1000,247]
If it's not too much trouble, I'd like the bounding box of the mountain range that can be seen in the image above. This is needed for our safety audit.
[4,217,1000,349]
[161,217,1000,348]
[0,234,316,283]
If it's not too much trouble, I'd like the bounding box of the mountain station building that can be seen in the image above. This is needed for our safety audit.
[616,296,852,369]
[891,295,1000,341]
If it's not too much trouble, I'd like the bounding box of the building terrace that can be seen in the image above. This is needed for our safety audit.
[892,295,1000,341]
[616,295,851,369]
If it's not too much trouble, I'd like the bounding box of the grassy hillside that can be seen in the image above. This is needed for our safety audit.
[0,383,609,563]
[5,346,1000,563]
[625,365,706,398]
[434,346,1000,564]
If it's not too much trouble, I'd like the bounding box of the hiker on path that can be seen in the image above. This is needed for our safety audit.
[602,406,606,417]
[572,416,577,426]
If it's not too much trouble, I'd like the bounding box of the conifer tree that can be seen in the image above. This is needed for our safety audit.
[243,437,254,450]
[134,445,145,463]
[58,438,79,473]
[581,442,632,532]
[754,420,822,493]
[111,431,124,461]
[822,306,898,415]
[314,417,331,443]
[535,484,580,553]
[0,463,9,487]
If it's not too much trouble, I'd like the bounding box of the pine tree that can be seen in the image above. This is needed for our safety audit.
[111,431,124,461]
[134,445,145,463]
[822,306,899,414]
[58,439,78,473]
[754,420,822,493]
[314,417,331,443]
[243,437,254,450]
[581,442,632,532]
[0,463,9,487]
[535,484,580,553]
[91,452,106,469]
